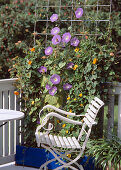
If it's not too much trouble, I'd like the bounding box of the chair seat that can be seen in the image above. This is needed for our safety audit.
[36,132,81,149]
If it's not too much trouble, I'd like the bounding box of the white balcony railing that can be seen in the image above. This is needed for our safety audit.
[107,82,121,139]
[0,78,23,165]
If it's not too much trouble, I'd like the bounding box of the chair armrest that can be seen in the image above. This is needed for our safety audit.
[39,105,76,118]
[44,112,82,125]
[36,112,82,134]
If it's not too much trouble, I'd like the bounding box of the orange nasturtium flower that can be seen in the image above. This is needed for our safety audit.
[80,104,83,107]
[62,124,66,128]
[30,48,35,52]
[69,109,72,113]
[79,93,82,97]
[57,120,60,123]
[92,58,97,64]
[28,60,32,65]
[14,91,19,95]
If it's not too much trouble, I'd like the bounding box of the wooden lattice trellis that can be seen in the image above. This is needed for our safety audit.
[34,0,112,45]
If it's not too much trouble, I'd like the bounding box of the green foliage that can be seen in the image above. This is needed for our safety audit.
[0,0,35,79]
[86,136,121,169]
[5,0,121,146]
[10,32,118,145]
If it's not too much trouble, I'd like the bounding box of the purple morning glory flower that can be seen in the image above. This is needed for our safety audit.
[45,83,51,90]
[45,47,53,55]
[50,14,58,22]
[63,83,72,90]
[51,27,60,35]
[49,86,57,96]
[50,74,61,85]
[38,66,47,73]
[75,8,83,18]
[66,62,74,69]
[52,35,61,45]
[70,37,80,46]
[62,32,71,43]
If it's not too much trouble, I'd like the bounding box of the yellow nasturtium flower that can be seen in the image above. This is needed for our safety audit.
[66,130,68,134]
[74,98,77,101]
[74,48,79,52]
[31,101,34,105]
[67,97,70,100]
[73,65,78,70]
[92,58,97,64]
[66,154,71,158]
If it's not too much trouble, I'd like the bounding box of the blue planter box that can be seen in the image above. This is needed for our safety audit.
[15,145,96,170]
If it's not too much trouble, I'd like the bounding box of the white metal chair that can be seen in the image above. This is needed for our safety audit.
[35,97,104,170]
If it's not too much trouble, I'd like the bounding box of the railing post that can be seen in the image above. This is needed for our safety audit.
[107,91,114,139]
[118,94,121,139]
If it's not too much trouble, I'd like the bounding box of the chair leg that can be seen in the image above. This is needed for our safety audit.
[40,144,84,170]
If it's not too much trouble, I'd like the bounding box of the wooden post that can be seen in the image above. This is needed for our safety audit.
[118,94,121,139]
[107,93,114,139]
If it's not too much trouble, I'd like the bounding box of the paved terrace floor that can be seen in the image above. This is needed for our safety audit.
[0,162,38,170]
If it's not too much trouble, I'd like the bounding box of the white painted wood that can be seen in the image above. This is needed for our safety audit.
[0,78,24,165]
[40,105,76,117]
[3,91,9,157]
[85,113,94,123]
[67,137,76,149]
[46,112,82,125]
[0,91,2,108]
[83,117,91,128]
[72,137,81,149]
[45,134,51,145]
[0,78,18,91]
[63,137,71,148]
[54,136,61,147]
[88,104,97,113]
[0,109,24,122]
[118,94,121,139]
[58,136,66,148]
[40,132,46,143]
[49,134,56,147]
[87,109,96,118]
[0,124,3,157]
[94,97,104,105]
[91,100,100,108]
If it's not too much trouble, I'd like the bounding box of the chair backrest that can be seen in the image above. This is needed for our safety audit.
[78,97,104,153]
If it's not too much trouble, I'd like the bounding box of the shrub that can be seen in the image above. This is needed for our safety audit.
[0,0,35,78]
[86,136,121,170]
